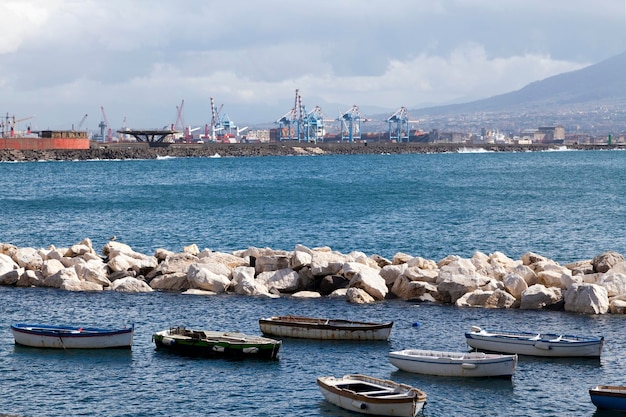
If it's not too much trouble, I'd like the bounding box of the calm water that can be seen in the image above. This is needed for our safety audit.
[0,150,625,416]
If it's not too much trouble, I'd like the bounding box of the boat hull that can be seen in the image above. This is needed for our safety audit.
[153,327,281,360]
[259,316,392,341]
[389,349,517,378]
[317,374,426,417]
[465,327,604,357]
[590,386,626,411]
[10,324,134,349]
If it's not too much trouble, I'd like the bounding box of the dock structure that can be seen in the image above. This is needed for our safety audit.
[119,130,178,147]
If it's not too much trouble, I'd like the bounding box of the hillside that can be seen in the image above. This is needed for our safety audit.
[410,51,626,116]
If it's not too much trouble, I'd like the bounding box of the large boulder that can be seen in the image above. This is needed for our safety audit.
[502,272,528,300]
[149,272,189,291]
[345,287,375,304]
[349,269,388,300]
[110,277,153,293]
[519,284,562,310]
[592,251,625,273]
[231,266,269,296]
[74,259,111,287]
[43,268,81,288]
[310,250,345,276]
[256,268,300,293]
[379,264,408,286]
[597,271,626,297]
[391,275,438,301]
[436,274,491,304]
[187,264,230,293]
[564,283,609,314]
[14,247,44,270]
[455,289,516,309]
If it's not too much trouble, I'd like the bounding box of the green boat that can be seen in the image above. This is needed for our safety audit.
[152,326,281,360]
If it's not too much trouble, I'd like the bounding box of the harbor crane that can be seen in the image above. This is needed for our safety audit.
[100,106,113,142]
[275,89,327,142]
[338,105,367,142]
[74,113,88,130]
[303,106,326,143]
[210,97,239,142]
[387,107,416,143]
[275,89,303,141]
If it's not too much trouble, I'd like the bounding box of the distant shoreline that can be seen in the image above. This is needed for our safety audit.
[0,142,624,162]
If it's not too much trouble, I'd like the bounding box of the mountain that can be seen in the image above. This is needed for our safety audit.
[410,51,626,116]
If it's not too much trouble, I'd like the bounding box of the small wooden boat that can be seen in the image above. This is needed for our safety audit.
[10,323,134,349]
[389,349,517,378]
[317,374,426,417]
[465,326,604,357]
[590,385,626,411]
[259,315,393,341]
[152,326,281,359]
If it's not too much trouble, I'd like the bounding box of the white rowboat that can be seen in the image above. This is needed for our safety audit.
[465,326,604,357]
[389,349,517,378]
[11,323,134,349]
[259,315,392,341]
[317,374,426,417]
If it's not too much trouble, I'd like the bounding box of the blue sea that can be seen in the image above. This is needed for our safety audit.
[0,149,625,416]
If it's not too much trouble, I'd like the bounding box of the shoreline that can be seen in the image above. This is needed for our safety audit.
[0,142,624,161]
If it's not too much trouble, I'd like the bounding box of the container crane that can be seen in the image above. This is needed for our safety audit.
[303,106,326,143]
[338,105,367,142]
[276,89,309,141]
[387,107,419,142]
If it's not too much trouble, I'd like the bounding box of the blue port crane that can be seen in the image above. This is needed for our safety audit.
[303,105,326,143]
[276,89,303,141]
[338,105,367,142]
[210,97,240,142]
[387,106,411,142]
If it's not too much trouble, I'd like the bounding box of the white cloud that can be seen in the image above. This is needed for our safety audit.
[0,0,622,128]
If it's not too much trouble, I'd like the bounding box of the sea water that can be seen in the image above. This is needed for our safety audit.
[0,150,625,416]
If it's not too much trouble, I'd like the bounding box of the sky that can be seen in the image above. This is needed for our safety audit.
[1,0,626,132]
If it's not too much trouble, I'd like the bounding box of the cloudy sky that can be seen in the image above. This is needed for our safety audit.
[1,0,625,131]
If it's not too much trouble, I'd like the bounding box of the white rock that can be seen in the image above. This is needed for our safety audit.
[391,275,438,301]
[110,277,153,293]
[503,273,528,300]
[187,264,230,293]
[182,288,216,296]
[149,272,189,291]
[564,283,609,314]
[346,287,375,304]
[436,273,491,303]
[256,268,300,293]
[349,269,388,301]
[60,280,103,291]
[519,284,562,310]
[43,268,80,288]
[598,271,626,297]
[379,264,408,286]
[74,259,111,287]
[14,247,44,270]
[310,251,345,276]
[291,291,321,298]
[232,266,268,296]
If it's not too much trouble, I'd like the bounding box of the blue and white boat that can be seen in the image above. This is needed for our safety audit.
[465,326,604,357]
[10,323,134,349]
[389,349,517,378]
[590,385,626,411]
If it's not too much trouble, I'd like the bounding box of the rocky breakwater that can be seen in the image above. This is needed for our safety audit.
[0,239,625,314]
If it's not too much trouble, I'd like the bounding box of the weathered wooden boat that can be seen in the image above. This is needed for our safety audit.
[589,385,626,411]
[152,326,281,359]
[10,323,134,349]
[389,349,517,378]
[317,374,427,417]
[258,315,393,341]
[465,326,604,357]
